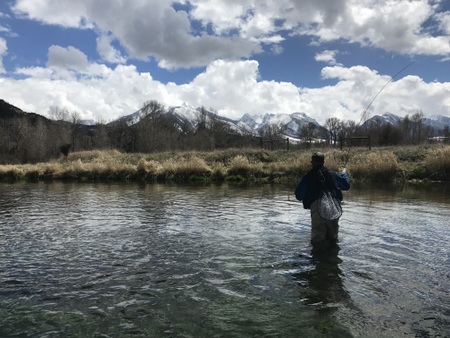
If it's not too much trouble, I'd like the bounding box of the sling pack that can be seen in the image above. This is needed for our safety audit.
[317,169,342,220]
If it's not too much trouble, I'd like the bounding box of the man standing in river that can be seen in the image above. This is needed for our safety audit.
[295,152,350,253]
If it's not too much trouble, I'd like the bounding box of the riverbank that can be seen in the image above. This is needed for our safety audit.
[0,145,449,183]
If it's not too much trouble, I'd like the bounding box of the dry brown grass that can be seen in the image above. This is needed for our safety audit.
[227,155,265,178]
[348,151,400,181]
[0,164,26,178]
[66,149,123,162]
[423,146,450,181]
[0,145,449,183]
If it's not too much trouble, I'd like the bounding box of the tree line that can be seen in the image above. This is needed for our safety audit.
[0,99,448,164]
[254,110,449,147]
[323,110,449,146]
[0,100,261,164]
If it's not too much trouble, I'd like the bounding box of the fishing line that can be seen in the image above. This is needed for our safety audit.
[358,61,415,126]
[337,61,416,166]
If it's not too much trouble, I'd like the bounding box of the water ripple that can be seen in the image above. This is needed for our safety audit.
[0,182,449,337]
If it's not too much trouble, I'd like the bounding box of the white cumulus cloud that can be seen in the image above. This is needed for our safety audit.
[46,45,90,71]
[11,0,450,69]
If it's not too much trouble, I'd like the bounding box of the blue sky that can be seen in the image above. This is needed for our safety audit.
[0,0,449,125]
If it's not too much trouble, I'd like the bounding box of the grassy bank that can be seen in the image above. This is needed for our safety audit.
[0,145,449,184]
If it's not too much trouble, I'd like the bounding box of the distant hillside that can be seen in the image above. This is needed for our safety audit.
[0,99,24,117]
[0,100,70,163]
[111,103,450,140]
[2,99,448,140]
[361,112,450,132]
[0,99,45,121]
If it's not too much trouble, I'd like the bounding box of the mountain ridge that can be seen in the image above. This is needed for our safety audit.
[115,103,328,139]
[1,99,449,138]
[116,103,449,138]
[361,111,450,132]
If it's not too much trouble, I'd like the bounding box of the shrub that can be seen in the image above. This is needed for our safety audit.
[67,149,122,162]
[349,151,399,181]
[157,156,212,181]
[59,143,71,157]
[423,146,450,181]
[227,155,265,178]
[137,159,161,176]
[393,146,427,162]
[0,165,25,181]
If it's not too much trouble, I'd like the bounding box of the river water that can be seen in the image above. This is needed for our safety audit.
[0,182,448,337]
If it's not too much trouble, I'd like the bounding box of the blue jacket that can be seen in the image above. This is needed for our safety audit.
[295,165,350,209]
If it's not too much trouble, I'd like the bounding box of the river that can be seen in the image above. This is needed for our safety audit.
[0,182,449,337]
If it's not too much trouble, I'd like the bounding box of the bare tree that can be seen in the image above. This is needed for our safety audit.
[8,117,31,161]
[141,100,164,120]
[443,125,450,144]
[301,122,316,144]
[260,123,283,140]
[192,106,212,150]
[48,105,70,121]
[402,114,412,143]
[325,117,340,145]
[339,120,358,139]
[92,120,111,149]
[28,118,48,161]
[109,119,134,152]
[69,111,82,151]
[206,109,232,149]
[197,106,208,131]
[136,100,171,152]
[410,110,425,144]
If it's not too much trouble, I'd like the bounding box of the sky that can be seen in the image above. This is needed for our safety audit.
[0,0,450,125]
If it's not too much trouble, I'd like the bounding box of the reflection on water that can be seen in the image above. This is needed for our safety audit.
[291,250,346,306]
[0,182,449,337]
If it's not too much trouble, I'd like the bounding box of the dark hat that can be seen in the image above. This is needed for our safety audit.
[311,152,325,163]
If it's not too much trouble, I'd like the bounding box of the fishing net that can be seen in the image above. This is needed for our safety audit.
[318,189,342,220]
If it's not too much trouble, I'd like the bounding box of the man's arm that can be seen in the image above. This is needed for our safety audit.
[295,177,307,201]
[336,169,350,191]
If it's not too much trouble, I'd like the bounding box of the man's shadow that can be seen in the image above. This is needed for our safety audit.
[291,245,348,309]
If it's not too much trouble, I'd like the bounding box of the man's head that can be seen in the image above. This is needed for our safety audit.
[311,152,325,166]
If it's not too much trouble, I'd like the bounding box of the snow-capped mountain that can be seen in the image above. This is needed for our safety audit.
[236,112,294,135]
[423,115,450,131]
[166,104,201,132]
[362,112,449,132]
[283,112,327,138]
[114,102,200,131]
[112,103,449,138]
[361,112,403,128]
[113,103,327,139]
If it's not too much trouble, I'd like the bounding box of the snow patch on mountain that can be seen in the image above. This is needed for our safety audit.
[363,112,403,128]
[424,114,450,131]
[114,103,449,138]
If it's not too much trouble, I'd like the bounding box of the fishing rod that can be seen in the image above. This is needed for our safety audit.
[340,147,351,167]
